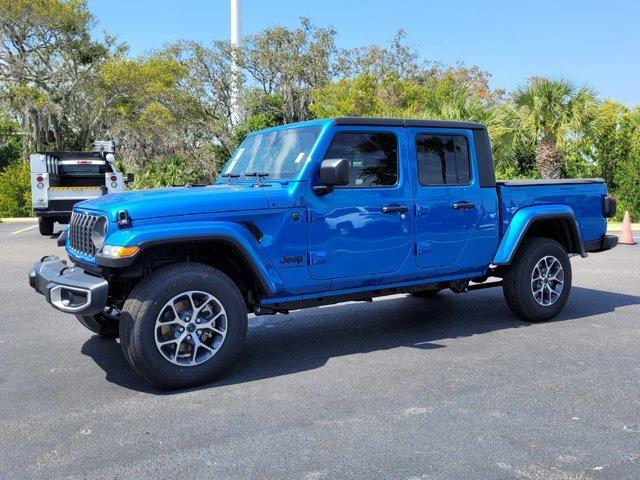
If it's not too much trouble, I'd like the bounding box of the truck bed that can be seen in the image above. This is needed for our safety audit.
[497,179,607,245]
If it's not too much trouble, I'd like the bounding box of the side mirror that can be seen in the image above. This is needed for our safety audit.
[314,158,349,195]
[126,173,135,183]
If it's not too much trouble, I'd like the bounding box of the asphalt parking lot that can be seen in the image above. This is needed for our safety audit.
[1,221,639,480]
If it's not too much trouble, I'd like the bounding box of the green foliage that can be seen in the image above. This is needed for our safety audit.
[0,160,31,217]
[495,78,598,179]
[310,72,492,123]
[133,155,204,189]
[0,0,91,38]
[611,108,640,221]
[0,115,24,170]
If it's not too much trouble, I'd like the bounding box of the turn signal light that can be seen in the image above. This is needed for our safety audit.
[100,245,139,258]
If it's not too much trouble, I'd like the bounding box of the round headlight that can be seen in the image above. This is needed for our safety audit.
[91,216,108,250]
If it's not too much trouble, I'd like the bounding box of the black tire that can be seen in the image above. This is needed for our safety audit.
[503,237,572,322]
[119,263,247,389]
[76,312,120,338]
[411,289,442,298]
[38,217,53,236]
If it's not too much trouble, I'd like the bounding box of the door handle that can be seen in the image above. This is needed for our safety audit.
[452,201,475,210]
[382,205,409,214]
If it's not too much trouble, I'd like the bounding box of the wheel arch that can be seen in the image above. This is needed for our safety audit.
[103,222,285,304]
[493,206,585,266]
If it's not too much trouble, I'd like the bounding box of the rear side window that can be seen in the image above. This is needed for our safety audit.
[416,134,470,185]
[323,132,398,187]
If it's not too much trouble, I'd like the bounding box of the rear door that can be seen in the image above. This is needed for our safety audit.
[306,127,413,280]
[409,128,482,270]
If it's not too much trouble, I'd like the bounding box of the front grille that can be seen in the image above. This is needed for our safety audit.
[69,212,98,256]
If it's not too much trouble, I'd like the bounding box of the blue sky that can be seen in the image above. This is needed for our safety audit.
[88,0,640,106]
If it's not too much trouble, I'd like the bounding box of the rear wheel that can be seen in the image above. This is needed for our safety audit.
[38,217,53,236]
[119,263,247,389]
[76,310,120,338]
[503,237,572,322]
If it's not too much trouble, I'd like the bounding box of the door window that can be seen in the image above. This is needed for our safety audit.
[323,132,398,187]
[416,134,470,185]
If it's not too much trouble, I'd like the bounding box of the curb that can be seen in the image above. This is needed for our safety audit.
[0,217,37,223]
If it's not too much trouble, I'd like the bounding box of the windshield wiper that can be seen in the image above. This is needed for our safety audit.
[244,172,269,186]
[220,173,240,184]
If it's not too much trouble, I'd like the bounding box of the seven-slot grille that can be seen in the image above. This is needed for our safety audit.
[69,212,99,256]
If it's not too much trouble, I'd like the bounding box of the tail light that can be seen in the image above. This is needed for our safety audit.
[604,195,617,218]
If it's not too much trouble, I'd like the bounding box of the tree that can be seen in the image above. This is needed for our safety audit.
[0,0,122,152]
[0,159,30,216]
[612,107,640,221]
[98,55,197,166]
[241,18,337,123]
[0,115,23,169]
[498,78,597,179]
[310,71,493,123]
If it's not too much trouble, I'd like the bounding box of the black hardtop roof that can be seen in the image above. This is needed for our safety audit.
[332,117,486,130]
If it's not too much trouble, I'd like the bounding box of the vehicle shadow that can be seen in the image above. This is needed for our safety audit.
[80,286,640,394]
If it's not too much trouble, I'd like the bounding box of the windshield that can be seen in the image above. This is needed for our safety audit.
[223,126,321,180]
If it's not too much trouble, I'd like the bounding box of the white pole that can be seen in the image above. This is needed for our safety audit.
[230,0,241,124]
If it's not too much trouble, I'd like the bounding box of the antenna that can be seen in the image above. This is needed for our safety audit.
[230,0,241,125]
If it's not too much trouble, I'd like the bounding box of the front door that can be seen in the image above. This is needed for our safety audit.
[409,128,482,270]
[307,128,413,280]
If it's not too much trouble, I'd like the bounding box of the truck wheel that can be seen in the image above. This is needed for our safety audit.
[38,217,53,236]
[411,289,441,298]
[503,237,572,322]
[76,311,120,338]
[119,263,247,389]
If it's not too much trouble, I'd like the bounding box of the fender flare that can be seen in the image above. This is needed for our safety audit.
[492,204,585,266]
[96,221,285,295]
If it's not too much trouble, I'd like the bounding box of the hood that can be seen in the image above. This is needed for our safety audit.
[76,184,270,220]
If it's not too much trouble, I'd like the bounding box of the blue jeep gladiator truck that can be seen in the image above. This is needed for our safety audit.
[29,118,618,388]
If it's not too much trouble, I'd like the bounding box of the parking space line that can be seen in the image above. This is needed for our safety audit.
[10,224,38,235]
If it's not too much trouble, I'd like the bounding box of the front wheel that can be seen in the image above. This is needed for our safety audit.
[119,263,247,389]
[503,237,572,322]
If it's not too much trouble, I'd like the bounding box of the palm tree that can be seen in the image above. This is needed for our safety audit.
[496,78,597,179]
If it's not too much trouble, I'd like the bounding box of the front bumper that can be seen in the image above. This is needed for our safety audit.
[28,255,108,315]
